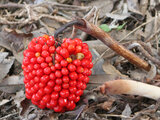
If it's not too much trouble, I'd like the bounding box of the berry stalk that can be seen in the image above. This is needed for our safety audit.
[54,19,151,71]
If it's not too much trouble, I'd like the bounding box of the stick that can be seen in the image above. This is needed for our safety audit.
[100,79,160,100]
[74,19,151,71]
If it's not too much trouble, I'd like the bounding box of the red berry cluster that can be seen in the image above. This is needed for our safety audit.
[22,35,93,112]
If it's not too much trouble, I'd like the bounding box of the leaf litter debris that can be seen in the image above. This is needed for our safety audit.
[0,0,160,119]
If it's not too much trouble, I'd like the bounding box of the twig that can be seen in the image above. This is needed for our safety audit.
[100,79,160,100]
[99,114,132,119]
[146,27,160,42]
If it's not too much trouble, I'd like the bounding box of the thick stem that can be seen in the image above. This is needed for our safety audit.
[74,19,151,71]
[100,79,160,100]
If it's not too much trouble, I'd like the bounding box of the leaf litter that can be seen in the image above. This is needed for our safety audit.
[0,0,160,119]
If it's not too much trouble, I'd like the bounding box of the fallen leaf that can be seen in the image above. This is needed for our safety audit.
[87,0,113,18]
[14,90,25,108]
[106,13,130,20]
[0,99,10,106]
[122,104,132,120]
[0,52,15,82]
[0,29,33,63]
[127,0,142,15]
[102,61,128,78]
[91,49,106,75]
[0,75,24,93]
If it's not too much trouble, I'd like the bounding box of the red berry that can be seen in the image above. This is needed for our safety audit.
[50,99,57,108]
[55,54,63,62]
[75,45,82,53]
[55,70,62,78]
[76,66,84,73]
[55,78,62,85]
[54,85,61,92]
[54,105,63,112]
[51,66,56,72]
[41,75,49,83]
[41,51,49,57]
[62,76,69,83]
[36,69,43,76]
[69,80,77,86]
[69,72,78,80]
[69,86,77,94]
[59,97,68,107]
[37,57,44,63]
[73,59,81,66]
[56,46,62,54]
[60,48,69,58]
[49,73,56,80]
[62,83,69,89]
[41,62,48,68]
[75,96,80,103]
[68,94,76,101]
[37,88,45,96]
[76,89,83,96]
[44,86,53,94]
[60,89,69,98]
[60,60,68,67]
[68,64,76,72]
[42,44,49,51]
[49,46,55,53]
[78,74,85,81]
[45,56,52,63]
[44,67,51,74]
[47,80,55,87]
[61,68,69,75]
[35,44,42,52]
[68,44,75,53]
[34,64,40,69]
[55,63,61,69]
[42,95,51,103]
[51,92,59,100]
[67,101,76,110]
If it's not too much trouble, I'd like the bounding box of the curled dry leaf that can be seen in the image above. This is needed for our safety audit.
[0,52,15,82]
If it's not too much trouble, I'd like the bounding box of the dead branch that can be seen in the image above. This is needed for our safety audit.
[100,79,160,100]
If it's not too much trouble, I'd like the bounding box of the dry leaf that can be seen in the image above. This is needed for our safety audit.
[0,29,33,63]
[0,52,15,82]
[102,61,128,78]
[122,104,132,120]
[0,75,24,93]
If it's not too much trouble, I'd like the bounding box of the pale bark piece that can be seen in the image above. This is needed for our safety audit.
[100,79,160,100]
